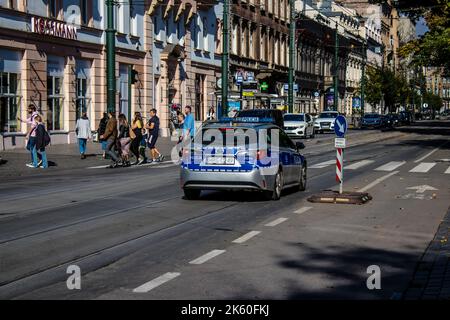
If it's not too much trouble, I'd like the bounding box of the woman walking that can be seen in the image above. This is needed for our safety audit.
[97,112,109,159]
[130,112,145,165]
[33,115,49,169]
[206,107,216,121]
[75,112,92,159]
[118,114,132,167]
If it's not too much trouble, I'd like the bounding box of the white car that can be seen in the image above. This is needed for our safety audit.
[314,111,339,133]
[283,113,315,139]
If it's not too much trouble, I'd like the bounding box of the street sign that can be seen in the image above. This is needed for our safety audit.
[284,83,299,92]
[334,115,348,138]
[314,91,320,98]
[217,78,222,89]
[423,103,429,108]
[335,138,346,149]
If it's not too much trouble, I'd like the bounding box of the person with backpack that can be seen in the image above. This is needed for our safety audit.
[33,115,50,169]
[100,111,120,168]
[18,104,41,168]
[97,113,109,159]
[75,112,92,159]
[130,112,145,165]
[118,113,132,167]
[145,109,164,163]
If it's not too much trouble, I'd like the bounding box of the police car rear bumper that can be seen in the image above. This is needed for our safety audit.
[181,167,276,192]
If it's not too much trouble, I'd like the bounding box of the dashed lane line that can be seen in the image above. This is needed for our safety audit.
[265,217,289,227]
[294,207,313,214]
[359,171,399,193]
[189,250,226,265]
[232,231,261,244]
[133,272,181,293]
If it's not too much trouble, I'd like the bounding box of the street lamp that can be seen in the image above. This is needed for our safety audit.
[106,0,116,114]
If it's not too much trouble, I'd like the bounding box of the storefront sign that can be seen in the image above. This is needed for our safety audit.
[31,17,78,40]
[352,97,361,109]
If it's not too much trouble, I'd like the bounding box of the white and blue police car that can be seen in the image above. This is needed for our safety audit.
[180,117,307,200]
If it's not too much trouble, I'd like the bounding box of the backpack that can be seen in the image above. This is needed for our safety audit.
[43,128,51,146]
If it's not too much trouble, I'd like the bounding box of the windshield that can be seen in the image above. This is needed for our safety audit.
[319,112,338,119]
[364,114,381,119]
[284,114,305,122]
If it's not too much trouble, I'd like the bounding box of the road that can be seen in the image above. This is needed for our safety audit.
[0,128,449,300]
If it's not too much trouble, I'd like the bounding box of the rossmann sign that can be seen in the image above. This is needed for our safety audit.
[31,17,78,40]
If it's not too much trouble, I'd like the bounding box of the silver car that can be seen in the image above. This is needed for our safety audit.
[180,122,307,201]
[314,111,339,133]
[283,113,315,139]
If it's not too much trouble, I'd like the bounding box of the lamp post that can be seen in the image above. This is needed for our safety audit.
[106,0,116,113]
[221,0,229,119]
[333,21,339,112]
[360,38,366,117]
[288,0,296,113]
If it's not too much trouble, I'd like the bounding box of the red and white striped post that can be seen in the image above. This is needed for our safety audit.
[336,147,344,194]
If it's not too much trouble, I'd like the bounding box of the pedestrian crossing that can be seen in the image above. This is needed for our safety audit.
[310,159,450,174]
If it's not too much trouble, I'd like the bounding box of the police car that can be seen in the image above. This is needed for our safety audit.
[180,117,307,200]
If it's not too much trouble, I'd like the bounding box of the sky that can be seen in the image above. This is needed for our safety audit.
[416,17,429,37]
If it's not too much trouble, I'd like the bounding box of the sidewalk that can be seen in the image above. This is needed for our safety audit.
[402,206,450,300]
[0,137,177,178]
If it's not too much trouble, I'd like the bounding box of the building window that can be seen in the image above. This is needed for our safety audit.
[80,0,88,25]
[49,0,58,18]
[47,76,64,131]
[0,72,21,133]
[76,78,90,120]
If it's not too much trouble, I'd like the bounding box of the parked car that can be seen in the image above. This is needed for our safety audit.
[235,109,284,128]
[283,113,315,139]
[399,111,414,125]
[360,113,384,129]
[384,113,400,129]
[313,111,339,133]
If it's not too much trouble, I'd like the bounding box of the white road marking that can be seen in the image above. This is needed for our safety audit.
[345,160,375,170]
[189,250,226,265]
[265,217,289,227]
[133,272,180,293]
[374,161,406,172]
[407,185,438,193]
[87,162,176,170]
[310,160,335,169]
[445,166,450,174]
[359,171,399,192]
[414,142,447,163]
[87,165,109,169]
[232,231,261,244]
[409,162,436,173]
[294,207,313,214]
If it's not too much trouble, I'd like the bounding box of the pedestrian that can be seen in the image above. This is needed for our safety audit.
[206,106,216,121]
[183,105,196,141]
[97,112,109,159]
[100,111,120,168]
[118,114,132,167]
[18,104,41,168]
[33,115,50,169]
[131,112,145,165]
[145,108,164,163]
[176,113,185,158]
[75,112,92,159]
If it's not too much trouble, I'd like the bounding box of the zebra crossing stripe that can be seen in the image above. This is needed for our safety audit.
[409,162,436,173]
[445,166,450,174]
[375,161,406,172]
[310,160,335,169]
[345,160,375,170]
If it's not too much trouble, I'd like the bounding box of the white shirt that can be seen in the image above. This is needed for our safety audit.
[75,118,92,140]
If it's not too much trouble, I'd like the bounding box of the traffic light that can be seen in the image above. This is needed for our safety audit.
[131,69,138,84]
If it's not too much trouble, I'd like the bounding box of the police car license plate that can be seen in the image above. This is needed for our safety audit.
[206,156,235,165]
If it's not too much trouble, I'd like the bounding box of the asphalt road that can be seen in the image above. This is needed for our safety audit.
[0,129,449,300]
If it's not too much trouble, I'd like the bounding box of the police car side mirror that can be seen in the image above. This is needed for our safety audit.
[296,142,305,150]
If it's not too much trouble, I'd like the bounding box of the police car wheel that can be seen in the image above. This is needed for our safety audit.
[184,189,201,200]
[298,165,307,191]
[264,170,283,201]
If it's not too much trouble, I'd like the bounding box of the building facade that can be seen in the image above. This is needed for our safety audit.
[0,0,151,150]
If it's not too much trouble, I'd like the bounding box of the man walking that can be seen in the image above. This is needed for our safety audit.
[100,111,120,168]
[183,105,196,141]
[145,109,164,163]
[75,112,92,159]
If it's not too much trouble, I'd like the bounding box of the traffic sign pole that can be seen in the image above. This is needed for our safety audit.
[336,148,344,194]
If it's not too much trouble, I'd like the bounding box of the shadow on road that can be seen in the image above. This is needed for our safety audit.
[228,242,421,300]
[395,121,450,136]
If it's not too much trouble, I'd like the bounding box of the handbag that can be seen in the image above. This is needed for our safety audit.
[130,127,136,140]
